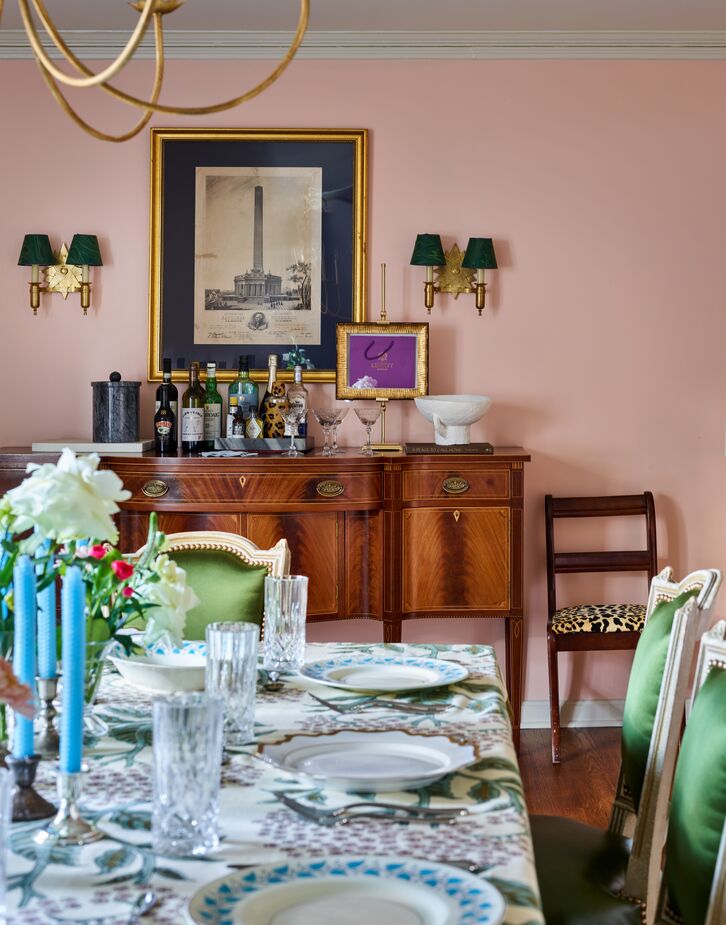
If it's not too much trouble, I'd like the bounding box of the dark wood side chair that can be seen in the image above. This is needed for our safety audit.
[545,492,658,764]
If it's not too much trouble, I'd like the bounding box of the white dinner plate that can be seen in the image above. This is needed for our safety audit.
[299,655,468,692]
[259,729,477,792]
[187,856,506,925]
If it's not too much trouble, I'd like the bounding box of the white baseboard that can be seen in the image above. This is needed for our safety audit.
[521,699,625,729]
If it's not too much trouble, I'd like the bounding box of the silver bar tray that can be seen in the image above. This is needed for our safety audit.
[214,437,316,453]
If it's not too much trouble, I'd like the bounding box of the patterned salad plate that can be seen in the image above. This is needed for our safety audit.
[299,655,468,692]
[187,855,506,925]
[259,729,477,791]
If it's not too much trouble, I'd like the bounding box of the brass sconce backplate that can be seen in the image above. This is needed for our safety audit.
[435,244,475,298]
[44,243,83,299]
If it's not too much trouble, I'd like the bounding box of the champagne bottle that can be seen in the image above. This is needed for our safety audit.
[203,361,223,450]
[259,354,288,438]
[155,358,179,443]
[226,355,259,437]
[154,384,176,455]
[285,365,309,437]
[181,361,205,454]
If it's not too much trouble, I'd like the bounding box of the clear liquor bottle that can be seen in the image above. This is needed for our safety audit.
[180,361,206,454]
[203,362,223,450]
[285,365,309,437]
[259,354,288,438]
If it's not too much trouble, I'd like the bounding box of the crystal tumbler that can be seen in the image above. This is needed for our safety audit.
[152,692,223,857]
[205,622,259,746]
[263,575,308,682]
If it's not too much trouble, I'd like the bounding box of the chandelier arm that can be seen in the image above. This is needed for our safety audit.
[34,15,165,143]
[19,0,156,88]
[28,0,309,116]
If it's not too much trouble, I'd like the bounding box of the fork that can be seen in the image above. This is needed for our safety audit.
[308,693,449,715]
[274,791,467,826]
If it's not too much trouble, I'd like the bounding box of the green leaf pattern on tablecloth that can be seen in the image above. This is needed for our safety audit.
[6,642,543,925]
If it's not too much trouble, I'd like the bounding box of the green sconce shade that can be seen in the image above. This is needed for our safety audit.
[18,234,54,266]
[462,237,497,270]
[67,234,103,266]
[410,233,445,267]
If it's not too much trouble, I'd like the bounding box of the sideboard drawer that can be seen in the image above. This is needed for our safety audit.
[123,471,381,505]
[402,468,511,501]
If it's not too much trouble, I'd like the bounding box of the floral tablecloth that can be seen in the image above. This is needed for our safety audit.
[6,643,543,925]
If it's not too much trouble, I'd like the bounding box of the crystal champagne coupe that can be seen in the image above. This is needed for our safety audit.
[355,405,381,455]
[331,404,350,454]
[312,409,338,457]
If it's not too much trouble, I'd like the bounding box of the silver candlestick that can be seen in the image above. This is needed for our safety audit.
[6,754,56,822]
[34,768,104,846]
[35,676,60,759]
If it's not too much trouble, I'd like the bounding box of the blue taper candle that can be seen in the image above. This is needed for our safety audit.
[36,544,57,679]
[12,555,37,758]
[60,566,85,774]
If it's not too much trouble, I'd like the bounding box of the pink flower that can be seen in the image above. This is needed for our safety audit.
[111,560,134,581]
[90,545,107,560]
[0,658,34,718]
[122,586,134,598]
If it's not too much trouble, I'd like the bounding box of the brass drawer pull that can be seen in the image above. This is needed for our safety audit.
[442,477,470,495]
[141,479,169,498]
[316,479,344,498]
[239,476,246,488]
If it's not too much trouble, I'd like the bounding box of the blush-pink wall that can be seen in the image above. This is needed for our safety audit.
[2,58,726,707]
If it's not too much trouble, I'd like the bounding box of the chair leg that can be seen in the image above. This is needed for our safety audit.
[547,629,562,764]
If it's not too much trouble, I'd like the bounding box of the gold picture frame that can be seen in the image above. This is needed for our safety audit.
[336,322,429,400]
[148,128,368,383]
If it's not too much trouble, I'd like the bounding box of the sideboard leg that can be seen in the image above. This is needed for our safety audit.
[383,619,402,643]
[505,615,523,751]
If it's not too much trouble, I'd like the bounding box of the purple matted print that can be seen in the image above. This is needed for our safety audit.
[347,334,418,390]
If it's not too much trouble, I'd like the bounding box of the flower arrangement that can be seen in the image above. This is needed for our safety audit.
[0,449,199,654]
[0,658,33,718]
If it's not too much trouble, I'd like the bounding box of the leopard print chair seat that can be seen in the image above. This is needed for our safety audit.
[551,603,647,635]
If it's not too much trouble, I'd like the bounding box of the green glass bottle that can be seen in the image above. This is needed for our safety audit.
[203,361,223,450]
[226,355,259,437]
[181,361,205,454]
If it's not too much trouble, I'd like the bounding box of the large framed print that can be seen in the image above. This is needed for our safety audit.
[149,128,368,383]
[336,323,429,400]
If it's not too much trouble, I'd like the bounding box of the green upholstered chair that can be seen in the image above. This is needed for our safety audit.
[531,567,722,925]
[160,531,291,641]
[654,620,726,925]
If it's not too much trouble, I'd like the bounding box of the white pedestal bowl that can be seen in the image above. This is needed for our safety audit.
[414,395,492,445]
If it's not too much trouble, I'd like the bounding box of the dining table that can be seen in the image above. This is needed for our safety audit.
[5,642,544,925]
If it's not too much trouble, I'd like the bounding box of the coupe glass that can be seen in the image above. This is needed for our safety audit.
[355,405,382,455]
[205,622,258,746]
[330,404,350,454]
[312,409,338,457]
[281,406,305,457]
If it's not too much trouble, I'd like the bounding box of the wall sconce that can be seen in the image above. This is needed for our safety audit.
[18,234,103,315]
[410,234,498,316]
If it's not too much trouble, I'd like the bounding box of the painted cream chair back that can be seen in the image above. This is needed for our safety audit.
[653,620,726,925]
[161,531,291,640]
[618,568,722,920]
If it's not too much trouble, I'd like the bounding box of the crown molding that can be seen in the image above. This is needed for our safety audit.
[2,29,726,60]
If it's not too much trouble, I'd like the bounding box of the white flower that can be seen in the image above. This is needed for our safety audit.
[5,449,130,544]
[135,554,199,646]
[352,376,378,389]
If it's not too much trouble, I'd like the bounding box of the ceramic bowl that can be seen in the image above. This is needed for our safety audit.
[414,394,492,445]
[109,652,206,693]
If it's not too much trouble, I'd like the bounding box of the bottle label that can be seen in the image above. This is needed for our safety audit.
[246,415,264,438]
[181,407,204,441]
[155,419,172,437]
[204,403,222,440]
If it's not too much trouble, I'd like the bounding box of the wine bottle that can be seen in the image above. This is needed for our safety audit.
[180,361,205,454]
[155,357,179,443]
[259,354,288,438]
[226,355,259,437]
[154,384,176,455]
[285,365,309,437]
[203,362,223,450]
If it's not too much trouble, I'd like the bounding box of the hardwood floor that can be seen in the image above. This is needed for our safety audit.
[519,727,621,828]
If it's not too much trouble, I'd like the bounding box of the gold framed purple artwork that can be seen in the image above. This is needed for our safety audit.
[335,322,429,400]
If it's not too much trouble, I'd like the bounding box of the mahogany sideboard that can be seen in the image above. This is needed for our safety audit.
[0,447,530,738]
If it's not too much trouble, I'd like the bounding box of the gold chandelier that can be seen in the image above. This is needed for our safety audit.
[2,0,309,142]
